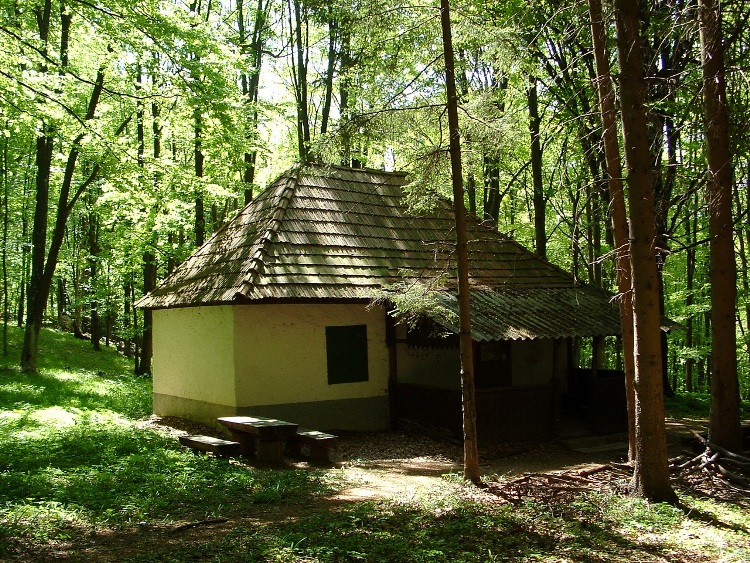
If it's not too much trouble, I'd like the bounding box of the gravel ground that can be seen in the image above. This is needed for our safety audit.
[141,414,592,476]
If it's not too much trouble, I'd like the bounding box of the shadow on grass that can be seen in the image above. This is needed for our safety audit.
[13,490,698,563]
[1,327,747,562]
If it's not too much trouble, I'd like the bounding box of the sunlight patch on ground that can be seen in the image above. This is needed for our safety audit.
[335,462,465,505]
[0,381,45,398]
[7,406,132,438]
[29,406,81,427]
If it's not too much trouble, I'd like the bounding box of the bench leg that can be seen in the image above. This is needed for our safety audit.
[309,444,331,464]
[286,440,303,458]
[227,430,257,458]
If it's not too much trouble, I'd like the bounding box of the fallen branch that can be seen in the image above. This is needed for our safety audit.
[170,518,229,534]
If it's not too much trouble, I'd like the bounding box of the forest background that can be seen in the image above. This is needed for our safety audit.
[1,0,749,399]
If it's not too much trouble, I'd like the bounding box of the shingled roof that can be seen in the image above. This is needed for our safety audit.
[137,163,622,340]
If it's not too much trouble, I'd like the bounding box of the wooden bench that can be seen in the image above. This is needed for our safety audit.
[286,429,338,464]
[179,435,241,458]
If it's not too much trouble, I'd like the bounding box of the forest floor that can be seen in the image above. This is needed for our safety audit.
[1,327,749,562]
[143,396,709,505]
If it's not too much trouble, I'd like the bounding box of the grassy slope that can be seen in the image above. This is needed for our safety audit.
[0,326,748,562]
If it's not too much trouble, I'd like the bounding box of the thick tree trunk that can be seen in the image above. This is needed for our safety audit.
[21,5,105,369]
[699,0,742,453]
[587,0,637,461]
[440,0,480,485]
[21,134,53,371]
[614,0,677,504]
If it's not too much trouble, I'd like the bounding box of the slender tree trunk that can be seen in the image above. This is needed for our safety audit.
[123,282,132,358]
[1,130,8,356]
[699,0,742,452]
[137,253,156,375]
[614,0,677,504]
[467,172,477,215]
[339,28,352,166]
[88,205,101,351]
[685,195,696,393]
[194,109,205,247]
[238,0,269,204]
[587,0,637,461]
[736,172,750,371]
[289,0,310,163]
[528,75,546,259]
[483,156,501,227]
[440,0,480,485]
[320,19,338,135]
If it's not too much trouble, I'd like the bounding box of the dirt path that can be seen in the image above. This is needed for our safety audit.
[324,417,708,502]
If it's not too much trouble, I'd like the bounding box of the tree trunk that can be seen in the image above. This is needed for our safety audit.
[88,206,101,351]
[736,172,750,375]
[483,155,501,227]
[587,0,637,461]
[320,19,338,135]
[699,0,742,452]
[238,0,269,204]
[613,0,677,504]
[290,0,310,163]
[685,194,696,393]
[136,251,156,375]
[1,130,8,356]
[528,75,546,259]
[194,109,205,247]
[440,0,480,485]
[21,133,53,371]
[21,1,105,370]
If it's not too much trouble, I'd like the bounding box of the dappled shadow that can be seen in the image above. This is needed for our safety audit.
[5,476,715,563]
[0,366,151,421]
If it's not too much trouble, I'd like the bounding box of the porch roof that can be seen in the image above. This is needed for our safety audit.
[424,287,622,341]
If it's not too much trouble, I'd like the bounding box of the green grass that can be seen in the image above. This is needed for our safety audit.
[665,391,750,419]
[0,325,749,562]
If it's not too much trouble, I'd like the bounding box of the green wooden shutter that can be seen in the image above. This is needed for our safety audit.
[326,325,368,384]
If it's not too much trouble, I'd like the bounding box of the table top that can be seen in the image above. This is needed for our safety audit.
[217,416,298,436]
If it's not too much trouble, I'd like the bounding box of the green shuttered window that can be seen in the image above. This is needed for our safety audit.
[326,325,369,384]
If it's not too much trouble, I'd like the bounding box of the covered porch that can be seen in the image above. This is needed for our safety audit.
[386,287,626,443]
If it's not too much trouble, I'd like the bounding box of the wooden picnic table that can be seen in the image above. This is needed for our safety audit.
[217,416,298,465]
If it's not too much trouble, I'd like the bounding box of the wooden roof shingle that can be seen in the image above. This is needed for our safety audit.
[137,163,622,339]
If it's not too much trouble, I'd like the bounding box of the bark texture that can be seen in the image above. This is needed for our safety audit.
[613,0,677,504]
[587,0,636,461]
[699,0,742,453]
[440,0,480,485]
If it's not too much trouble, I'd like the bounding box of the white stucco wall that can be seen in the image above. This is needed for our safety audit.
[232,303,390,407]
[152,306,236,406]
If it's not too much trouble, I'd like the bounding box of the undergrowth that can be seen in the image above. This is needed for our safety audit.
[0,325,748,562]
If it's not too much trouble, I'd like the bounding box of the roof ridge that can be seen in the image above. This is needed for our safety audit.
[307,161,409,177]
[234,170,299,298]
